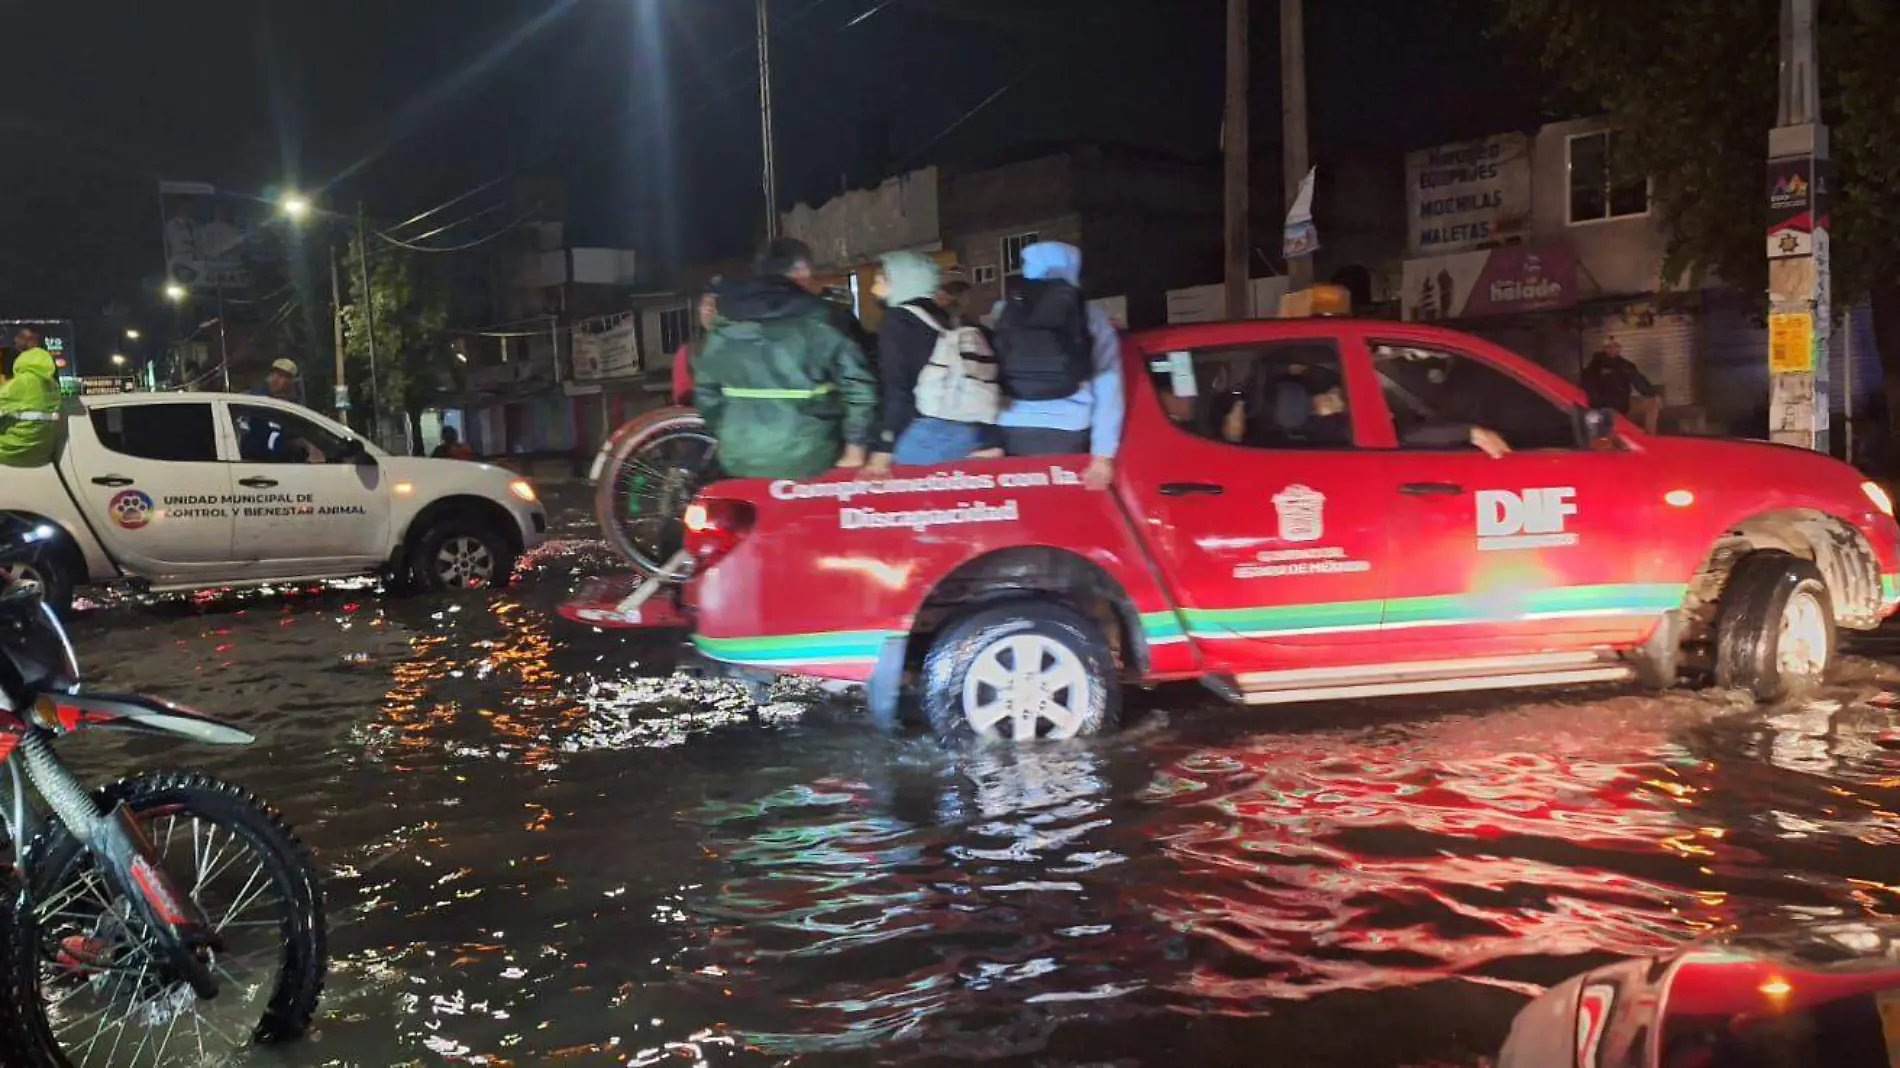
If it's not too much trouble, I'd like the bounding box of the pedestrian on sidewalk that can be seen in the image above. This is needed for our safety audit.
[992,241,1124,490]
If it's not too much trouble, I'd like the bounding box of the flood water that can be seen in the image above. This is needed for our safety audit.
[53,490,1900,1066]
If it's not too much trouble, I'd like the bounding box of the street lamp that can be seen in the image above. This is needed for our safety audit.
[124,328,140,341]
[163,282,186,302]
[110,354,126,367]
[280,192,312,221]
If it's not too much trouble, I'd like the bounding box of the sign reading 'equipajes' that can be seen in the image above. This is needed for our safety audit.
[1405,133,1531,256]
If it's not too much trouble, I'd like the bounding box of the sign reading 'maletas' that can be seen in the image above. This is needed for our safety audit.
[1406,133,1532,256]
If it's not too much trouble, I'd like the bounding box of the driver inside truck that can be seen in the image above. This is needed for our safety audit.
[1214,352,1511,458]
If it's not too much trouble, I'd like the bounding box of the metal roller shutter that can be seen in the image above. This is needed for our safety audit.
[1580,302,1698,407]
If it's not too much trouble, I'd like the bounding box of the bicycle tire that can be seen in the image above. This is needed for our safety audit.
[592,407,719,578]
[2,771,327,1067]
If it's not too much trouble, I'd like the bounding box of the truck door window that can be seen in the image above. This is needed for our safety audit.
[230,405,349,465]
[1147,340,1354,450]
[1371,344,1582,451]
[90,404,218,463]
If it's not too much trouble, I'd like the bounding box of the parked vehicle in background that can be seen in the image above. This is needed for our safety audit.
[0,516,327,1066]
[0,392,548,611]
[585,317,1900,745]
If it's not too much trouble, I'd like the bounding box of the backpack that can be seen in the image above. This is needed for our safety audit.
[994,279,1094,401]
[905,305,1002,425]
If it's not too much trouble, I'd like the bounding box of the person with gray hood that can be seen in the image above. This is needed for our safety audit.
[865,250,1001,472]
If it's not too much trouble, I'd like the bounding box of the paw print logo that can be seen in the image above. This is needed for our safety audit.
[108,490,154,530]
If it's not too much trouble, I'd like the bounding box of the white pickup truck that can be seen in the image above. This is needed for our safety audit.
[0,391,547,611]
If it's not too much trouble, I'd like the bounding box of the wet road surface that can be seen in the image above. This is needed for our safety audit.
[52,487,1900,1066]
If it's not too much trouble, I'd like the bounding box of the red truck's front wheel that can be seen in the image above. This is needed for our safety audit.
[921,601,1121,744]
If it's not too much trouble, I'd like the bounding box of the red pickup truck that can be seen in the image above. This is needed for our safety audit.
[613,318,1900,744]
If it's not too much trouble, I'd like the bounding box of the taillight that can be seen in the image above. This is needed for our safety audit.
[682,499,755,566]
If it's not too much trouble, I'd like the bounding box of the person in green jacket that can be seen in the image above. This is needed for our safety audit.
[0,326,61,468]
[693,239,880,480]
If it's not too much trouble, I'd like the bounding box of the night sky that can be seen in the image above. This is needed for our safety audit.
[0,0,1542,349]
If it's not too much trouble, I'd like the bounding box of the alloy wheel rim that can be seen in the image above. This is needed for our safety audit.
[35,813,286,1066]
[0,561,46,596]
[961,633,1092,742]
[436,536,495,589]
[1778,588,1830,678]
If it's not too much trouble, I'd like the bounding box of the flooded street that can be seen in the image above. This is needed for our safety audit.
[50,487,1900,1067]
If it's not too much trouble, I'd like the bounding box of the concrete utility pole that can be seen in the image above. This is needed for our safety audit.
[758,0,780,241]
[330,246,350,424]
[1223,0,1251,319]
[1766,0,1830,451]
[356,202,382,442]
[1280,0,1312,292]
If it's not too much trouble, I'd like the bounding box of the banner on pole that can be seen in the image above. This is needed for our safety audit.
[1282,167,1320,260]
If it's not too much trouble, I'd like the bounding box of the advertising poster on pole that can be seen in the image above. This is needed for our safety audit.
[1768,311,1815,373]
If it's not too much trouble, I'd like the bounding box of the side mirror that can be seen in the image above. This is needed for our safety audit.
[1582,407,1618,445]
[342,438,376,465]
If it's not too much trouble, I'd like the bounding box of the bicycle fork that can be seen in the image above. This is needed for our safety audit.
[16,736,221,1000]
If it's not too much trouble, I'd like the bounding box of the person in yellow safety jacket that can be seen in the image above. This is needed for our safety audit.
[0,325,61,468]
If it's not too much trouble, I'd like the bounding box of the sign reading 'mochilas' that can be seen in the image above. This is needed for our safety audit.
[1405,133,1532,256]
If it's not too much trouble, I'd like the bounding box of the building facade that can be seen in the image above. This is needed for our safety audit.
[1400,116,1877,441]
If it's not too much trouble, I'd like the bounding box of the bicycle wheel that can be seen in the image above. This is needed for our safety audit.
[2,771,327,1067]
[592,408,718,577]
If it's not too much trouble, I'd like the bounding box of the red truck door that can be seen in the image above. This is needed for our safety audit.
[1121,332,1391,673]
[1365,338,1664,657]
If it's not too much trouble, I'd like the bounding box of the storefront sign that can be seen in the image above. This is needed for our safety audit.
[1406,133,1532,256]
[1400,244,1577,321]
[571,314,640,382]
[1768,310,1814,373]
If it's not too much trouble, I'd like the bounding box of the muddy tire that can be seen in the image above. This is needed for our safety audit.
[411,517,517,592]
[2,772,327,1066]
[1714,551,1835,701]
[922,600,1119,744]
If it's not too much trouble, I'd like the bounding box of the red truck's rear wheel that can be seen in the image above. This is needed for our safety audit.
[921,600,1120,743]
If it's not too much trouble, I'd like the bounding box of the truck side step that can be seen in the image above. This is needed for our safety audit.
[1205,650,1634,706]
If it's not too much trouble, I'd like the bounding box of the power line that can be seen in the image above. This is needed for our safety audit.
[895,66,1036,171]
[373,0,858,241]
[393,198,521,245]
[371,209,541,254]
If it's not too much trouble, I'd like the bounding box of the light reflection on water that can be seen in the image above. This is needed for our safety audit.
[41,522,1900,1066]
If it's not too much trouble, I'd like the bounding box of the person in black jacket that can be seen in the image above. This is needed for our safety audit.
[864,251,1000,473]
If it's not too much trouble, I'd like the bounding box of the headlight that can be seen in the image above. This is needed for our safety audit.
[1863,480,1893,517]
[508,479,538,504]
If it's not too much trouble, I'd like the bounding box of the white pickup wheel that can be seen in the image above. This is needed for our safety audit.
[1714,550,1835,701]
[922,600,1119,744]
[412,519,516,592]
[0,543,73,617]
